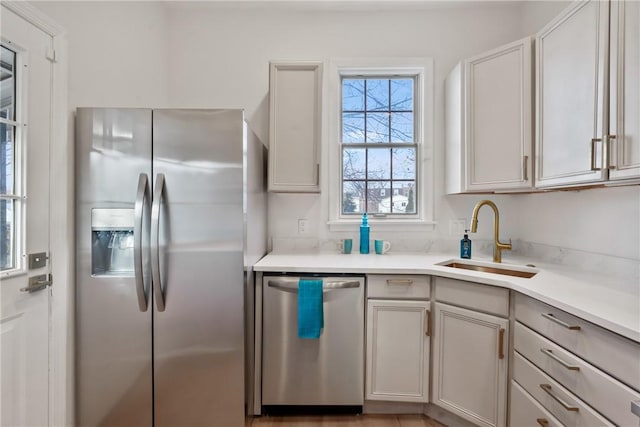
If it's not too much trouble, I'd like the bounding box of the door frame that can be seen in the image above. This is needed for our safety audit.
[2,2,71,426]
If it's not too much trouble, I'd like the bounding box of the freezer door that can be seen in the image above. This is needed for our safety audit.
[75,108,153,427]
[152,109,245,427]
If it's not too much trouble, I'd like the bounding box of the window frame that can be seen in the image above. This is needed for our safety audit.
[327,58,435,231]
[1,42,26,277]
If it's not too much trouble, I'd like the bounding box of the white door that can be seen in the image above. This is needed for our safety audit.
[432,302,508,427]
[366,299,430,403]
[1,6,54,427]
[609,0,640,180]
[464,36,532,192]
[535,0,609,187]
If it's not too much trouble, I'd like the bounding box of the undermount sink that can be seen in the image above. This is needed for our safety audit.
[440,260,538,279]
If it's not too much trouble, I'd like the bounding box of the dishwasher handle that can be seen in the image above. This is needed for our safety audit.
[267,278,361,291]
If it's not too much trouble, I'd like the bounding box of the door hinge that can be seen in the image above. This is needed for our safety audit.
[45,47,57,63]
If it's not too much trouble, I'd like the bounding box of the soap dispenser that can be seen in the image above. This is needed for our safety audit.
[460,229,472,259]
[359,213,370,254]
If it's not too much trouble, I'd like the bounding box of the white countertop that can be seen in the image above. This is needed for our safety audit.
[254,251,640,343]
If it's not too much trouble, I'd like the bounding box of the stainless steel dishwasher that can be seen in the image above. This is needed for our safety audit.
[262,275,365,411]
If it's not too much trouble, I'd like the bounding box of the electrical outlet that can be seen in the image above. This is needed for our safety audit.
[298,219,309,235]
[449,219,466,236]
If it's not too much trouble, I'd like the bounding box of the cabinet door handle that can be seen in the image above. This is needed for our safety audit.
[606,134,617,170]
[541,313,581,330]
[386,279,413,286]
[540,384,579,412]
[498,328,505,359]
[540,348,580,371]
[425,309,431,337]
[536,418,549,427]
[591,138,602,171]
[523,155,529,181]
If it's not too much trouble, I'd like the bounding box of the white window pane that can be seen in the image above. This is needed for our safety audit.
[366,79,389,111]
[343,79,364,111]
[1,122,15,194]
[390,112,413,142]
[343,148,366,180]
[392,147,416,179]
[391,79,413,111]
[367,181,391,214]
[343,113,365,143]
[392,182,416,214]
[343,181,364,214]
[366,113,389,142]
[367,148,391,180]
[0,199,15,270]
[0,46,16,121]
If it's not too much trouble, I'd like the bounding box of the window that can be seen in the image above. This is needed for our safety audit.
[1,45,21,272]
[329,59,434,230]
[342,77,417,216]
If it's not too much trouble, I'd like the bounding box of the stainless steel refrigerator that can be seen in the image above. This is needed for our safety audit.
[75,108,267,427]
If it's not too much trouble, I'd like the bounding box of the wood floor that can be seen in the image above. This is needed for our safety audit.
[251,414,445,426]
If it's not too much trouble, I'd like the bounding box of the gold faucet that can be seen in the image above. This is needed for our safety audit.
[470,200,512,263]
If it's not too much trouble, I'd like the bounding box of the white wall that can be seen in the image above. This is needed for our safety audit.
[163,2,528,251]
[32,0,640,264]
[33,1,170,108]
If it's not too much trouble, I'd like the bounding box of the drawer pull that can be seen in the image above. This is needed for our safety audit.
[425,309,431,337]
[540,348,580,371]
[498,328,505,359]
[541,313,581,330]
[386,279,413,286]
[536,419,549,427]
[540,384,579,412]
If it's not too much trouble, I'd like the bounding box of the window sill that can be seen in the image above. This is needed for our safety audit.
[327,219,437,232]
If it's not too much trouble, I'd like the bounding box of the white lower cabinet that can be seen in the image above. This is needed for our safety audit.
[432,302,508,427]
[513,293,640,427]
[365,299,430,402]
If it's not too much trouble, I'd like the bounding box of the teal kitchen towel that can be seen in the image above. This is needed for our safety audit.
[298,279,324,339]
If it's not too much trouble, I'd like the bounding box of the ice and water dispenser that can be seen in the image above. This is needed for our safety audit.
[91,209,135,276]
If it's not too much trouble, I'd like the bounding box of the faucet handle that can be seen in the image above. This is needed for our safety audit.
[498,239,512,250]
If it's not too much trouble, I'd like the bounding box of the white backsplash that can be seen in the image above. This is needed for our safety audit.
[270,237,639,289]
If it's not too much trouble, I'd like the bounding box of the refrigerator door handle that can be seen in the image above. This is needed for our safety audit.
[151,173,166,312]
[134,173,150,312]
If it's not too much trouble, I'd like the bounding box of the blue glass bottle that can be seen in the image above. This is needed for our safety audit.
[359,213,370,254]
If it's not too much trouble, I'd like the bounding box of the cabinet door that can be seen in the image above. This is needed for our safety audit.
[464,37,532,192]
[432,302,508,427]
[609,0,640,180]
[269,62,322,192]
[535,0,609,188]
[366,299,429,402]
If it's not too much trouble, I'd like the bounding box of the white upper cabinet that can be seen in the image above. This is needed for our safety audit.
[268,61,322,192]
[446,37,532,194]
[609,0,640,180]
[535,0,609,188]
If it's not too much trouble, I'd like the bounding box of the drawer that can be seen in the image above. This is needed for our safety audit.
[367,275,430,299]
[515,322,640,426]
[515,293,640,391]
[513,352,614,426]
[434,277,508,317]
[510,380,563,427]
